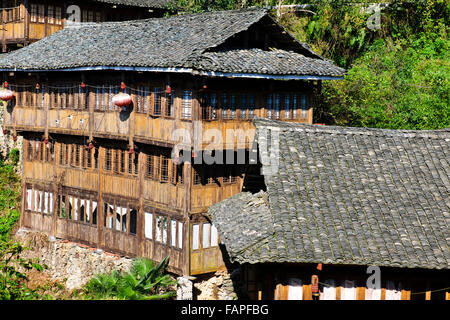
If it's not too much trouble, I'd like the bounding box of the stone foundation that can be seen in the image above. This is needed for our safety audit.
[193,268,242,300]
[15,228,133,290]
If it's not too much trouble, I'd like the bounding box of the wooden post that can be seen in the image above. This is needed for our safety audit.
[97,146,104,250]
[425,281,431,300]
[137,150,145,257]
[52,142,60,236]
[2,9,6,52]
[23,1,29,46]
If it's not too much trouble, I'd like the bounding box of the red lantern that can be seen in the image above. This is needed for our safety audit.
[36,83,40,90]
[317,263,323,271]
[202,84,207,90]
[0,89,14,101]
[121,82,126,90]
[128,148,134,154]
[88,143,94,150]
[44,138,49,145]
[81,82,86,88]
[3,81,8,88]
[311,275,319,298]
[165,85,171,94]
[112,92,132,107]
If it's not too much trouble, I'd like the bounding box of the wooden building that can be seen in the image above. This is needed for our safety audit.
[0,0,171,52]
[209,118,450,300]
[0,8,345,277]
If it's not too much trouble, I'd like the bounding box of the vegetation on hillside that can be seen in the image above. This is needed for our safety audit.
[0,150,46,300]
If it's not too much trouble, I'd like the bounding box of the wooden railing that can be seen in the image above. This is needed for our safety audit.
[0,6,23,24]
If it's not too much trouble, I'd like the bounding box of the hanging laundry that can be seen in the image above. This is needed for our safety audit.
[341,280,357,300]
[320,279,336,300]
[287,278,303,300]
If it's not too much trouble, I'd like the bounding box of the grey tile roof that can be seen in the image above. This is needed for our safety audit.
[209,118,450,269]
[193,48,346,77]
[0,8,344,78]
[88,0,173,8]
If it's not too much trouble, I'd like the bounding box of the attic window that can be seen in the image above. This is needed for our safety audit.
[181,90,192,119]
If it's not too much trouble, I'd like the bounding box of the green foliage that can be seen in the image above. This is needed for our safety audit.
[0,241,44,300]
[0,153,21,242]
[8,148,20,166]
[83,256,176,300]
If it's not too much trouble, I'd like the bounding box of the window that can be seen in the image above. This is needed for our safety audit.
[178,221,183,249]
[230,94,236,119]
[248,94,255,119]
[301,94,308,118]
[292,94,298,119]
[165,91,174,117]
[146,153,155,179]
[171,163,184,185]
[136,86,149,113]
[105,148,112,171]
[113,149,120,174]
[153,88,163,116]
[38,5,45,23]
[193,167,202,185]
[48,5,54,24]
[55,7,62,25]
[267,94,273,118]
[160,155,169,183]
[128,152,138,175]
[221,93,228,120]
[274,93,281,119]
[240,94,247,119]
[181,90,192,119]
[30,4,37,22]
[202,93,217,120]
[26,186,53,215]
[202,223,211,248]
[171,220,177,247]
[145,212,153,239]
[156,215,168,244]
[284,94,291,119]
[192,224,200,250]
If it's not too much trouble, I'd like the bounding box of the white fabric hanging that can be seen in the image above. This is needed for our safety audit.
[211,224,218,247]
[171,220,177,246]
[145,212,153,239]
[287,278,303,300]
[341,280,357,300]
[26,189,32,210]
[43,192,49,214]
[365,287,382,300]
[385,281,402,300]
[178,221,183,249]
[321,280,336,300]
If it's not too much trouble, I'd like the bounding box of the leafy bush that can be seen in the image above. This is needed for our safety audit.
[0,241,44,300]
[0,154,21,242]
[8,148,20,166]
[83,257,176,300]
